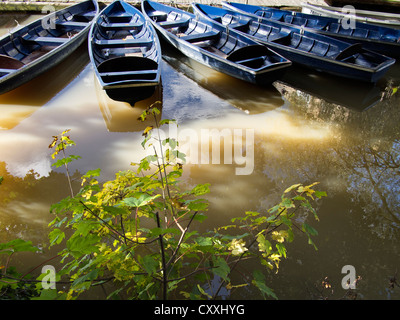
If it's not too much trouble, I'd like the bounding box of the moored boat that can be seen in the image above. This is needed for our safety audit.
[302,2,400,28]
[222,1,400,58]
[141,0,291,86]
[0,0,99,95]
[193,3,395,83]
[89,0,161,104]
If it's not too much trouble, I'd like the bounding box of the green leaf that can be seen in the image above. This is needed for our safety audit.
[48,229,65,246]
[82,168,101,178]
[257,234,272,255]
[0,239,39,255]
[281,197,295,209]
[142,255,158,275]
[186,199,208,211]
[195,237,213,247]
[275,243,287,258]
[197,284,212,299]
[212,256,230,281]
[74,220,100,237]
[0,176,3,185]
[147,227,180,237]
[314,190,327,199]
[302,223,318,236]
[122,194,161,208]
[283,184,302,194]
[159,119,176,126]
[66,234,100,259]
[252,270,277,300]
[72,269,99,287]
[190,183,211,196]
[163,138,177,150]
[51,155,81,168]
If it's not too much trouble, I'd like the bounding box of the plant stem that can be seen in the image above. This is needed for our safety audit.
[156,212,167,300]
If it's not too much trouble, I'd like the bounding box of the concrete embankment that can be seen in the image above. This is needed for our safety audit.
[0,0,328,12]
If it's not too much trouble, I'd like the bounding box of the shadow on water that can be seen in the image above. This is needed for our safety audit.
[161,41,284,115]
[0,43,90,130]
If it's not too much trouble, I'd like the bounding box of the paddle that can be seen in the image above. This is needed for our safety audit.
[0,54,25,70]
[334,43,363,60]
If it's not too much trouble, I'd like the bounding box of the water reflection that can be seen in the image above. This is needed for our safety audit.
[0,44,89,130]
[162,44,284,115]
[95,74,163,132]
[277,65,385,111]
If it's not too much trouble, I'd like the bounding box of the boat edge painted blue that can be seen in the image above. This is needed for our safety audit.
[0,0,99,95]
[88,0,162,104]
[141,0,292,86]
[222,1,400,58]
[194,2,395,83]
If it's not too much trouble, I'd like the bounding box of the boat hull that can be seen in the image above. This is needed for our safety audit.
[89,0,162,104]
[199,2,395,82]
[142,0,291,86]
[223,1,400,58]
[0,0,98,95]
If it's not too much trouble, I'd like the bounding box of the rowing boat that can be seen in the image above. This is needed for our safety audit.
[89,0,161,104]
[0,0,98,95]
[141,0,291,86]
[193,3,395,83]
[222,1,400,58]
[302,2,400,28]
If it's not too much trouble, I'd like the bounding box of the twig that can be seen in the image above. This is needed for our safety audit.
[156,212,167,300]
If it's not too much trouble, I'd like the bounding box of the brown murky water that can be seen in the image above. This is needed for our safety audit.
[1,14,400,300]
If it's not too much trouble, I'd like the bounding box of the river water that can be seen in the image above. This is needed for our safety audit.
[0,14,400,300]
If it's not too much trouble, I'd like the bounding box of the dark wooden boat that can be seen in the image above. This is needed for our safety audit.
[0,0,98,95]
[193,3,395,83]
[89,0,161,104]
[141,0,291,86]
[302,2,400,27]
[223,1,400,58]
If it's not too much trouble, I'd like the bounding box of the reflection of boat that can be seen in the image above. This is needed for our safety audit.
[95,71,162,132]
[223,1,400,58]
[195,3,395,83]
[142,0,291,86]
[0,0,98,95]
[89,0,161,105]
[0,43,90,130]
[302,2,400,28]
[276,64,383,111]
[162,43,284,114]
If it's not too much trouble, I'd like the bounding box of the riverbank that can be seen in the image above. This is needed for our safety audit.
[0,0,328,12]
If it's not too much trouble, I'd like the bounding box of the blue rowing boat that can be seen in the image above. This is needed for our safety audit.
[141,0,291,86]
[192,3,395,83]
[223,1,400,58]
[89,0,161,104]
[0,0,98,95]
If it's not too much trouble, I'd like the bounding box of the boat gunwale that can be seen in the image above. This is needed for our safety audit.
[142,0,291,79]
[194,3,395,76]
[88,0,162,90]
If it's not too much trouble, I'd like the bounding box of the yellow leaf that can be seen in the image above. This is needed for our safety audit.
[142,126,153,136]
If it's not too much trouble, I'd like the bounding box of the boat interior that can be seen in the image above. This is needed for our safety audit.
[251,8,400,42]
[146,7,286,69]
[0,1,96,77]
[92,2,159,85]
